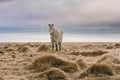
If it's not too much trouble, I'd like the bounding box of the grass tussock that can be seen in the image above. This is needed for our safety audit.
[76,58,87,69]
[106,46,114,49]
[27,54,80,73]
[45,68,69,80]
[5,48,14,52]
[114,43,120,48]
[79,64,115,78]
[112,65,120,75]
[37,44,50,52]
[0,51,4,55]
[0,77,4,80]
[17,46,30,53]
[0,51,4,54]
[83,44,93,48]
[3,46,9,49]
[71,50,108,57]
[96,55,120,64]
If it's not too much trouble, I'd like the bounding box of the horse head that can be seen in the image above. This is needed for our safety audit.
[48,24,54,35]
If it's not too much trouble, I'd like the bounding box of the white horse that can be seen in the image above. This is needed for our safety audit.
[48,24,63,51]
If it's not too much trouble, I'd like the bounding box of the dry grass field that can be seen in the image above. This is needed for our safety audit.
[0,42,120,80]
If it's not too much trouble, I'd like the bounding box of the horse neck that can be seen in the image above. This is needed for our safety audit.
[51,27,58,35]
[52,27,56,32]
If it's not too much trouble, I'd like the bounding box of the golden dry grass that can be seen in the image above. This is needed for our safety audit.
[5,48,14,52]
[96,54,120,75]
[27,54,80,73]
[71,50,108,57]
[114,43,120,48]
[76,58,87,69]
[1,42,120,80]
[32,68,70,80]
[17,46,30,53]
[37,45,50,52]
[106,46,114,49]
[79,64,115,78]
[45,68,69,80]
[96,55,120,64]
[0,51,4,54]
[0,77,4,80]
[112,65,120,75]
[3,46,9,49]
[82,44,93,48]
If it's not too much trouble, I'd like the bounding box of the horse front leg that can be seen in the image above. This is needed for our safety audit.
[55,42,58,51]
[58,42,62,51]
[52,42,54,51]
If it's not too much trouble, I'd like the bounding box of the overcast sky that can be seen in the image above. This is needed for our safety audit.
[0,0,120,31]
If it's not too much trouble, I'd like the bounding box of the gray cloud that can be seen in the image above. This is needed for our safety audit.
[0,0,13,2]
[0,0,120,30]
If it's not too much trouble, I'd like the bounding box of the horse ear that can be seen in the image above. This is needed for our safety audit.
[52,24,54,26]
[48,24,50,26]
